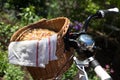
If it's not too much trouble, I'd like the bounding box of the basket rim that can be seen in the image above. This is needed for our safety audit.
[10,17,70,42]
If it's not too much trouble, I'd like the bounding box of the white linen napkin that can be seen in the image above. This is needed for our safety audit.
[8,34,57,68]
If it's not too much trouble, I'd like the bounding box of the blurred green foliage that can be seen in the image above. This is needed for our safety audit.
[0,51,24,80]
[62,64,78,80]
[0,0,120,79]
[4,64,24,80]
[0,51,8,77]
[0,22,19,50]
[19,6,40,24]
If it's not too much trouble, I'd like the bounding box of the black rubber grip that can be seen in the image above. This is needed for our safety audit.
[90,59,100,68]
[105,78,113,80]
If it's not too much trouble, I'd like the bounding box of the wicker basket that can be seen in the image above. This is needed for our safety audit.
[10,17,73,79]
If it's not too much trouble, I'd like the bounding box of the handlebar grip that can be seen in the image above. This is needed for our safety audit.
[94,65,112,80]
[97,7,119,17]
[90,58,112,80]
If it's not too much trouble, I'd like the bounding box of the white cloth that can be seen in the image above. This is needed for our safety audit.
[8,34,57,68]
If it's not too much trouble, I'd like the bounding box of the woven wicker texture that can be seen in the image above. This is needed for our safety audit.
[10,17,73,79]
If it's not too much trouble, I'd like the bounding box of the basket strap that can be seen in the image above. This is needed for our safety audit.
[36,41,39,67]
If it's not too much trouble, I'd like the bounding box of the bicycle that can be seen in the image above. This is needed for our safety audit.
[63,7,119,80]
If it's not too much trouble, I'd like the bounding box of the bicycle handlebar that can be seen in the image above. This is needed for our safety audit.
[82,7,119,32]
[98,7,119,18]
